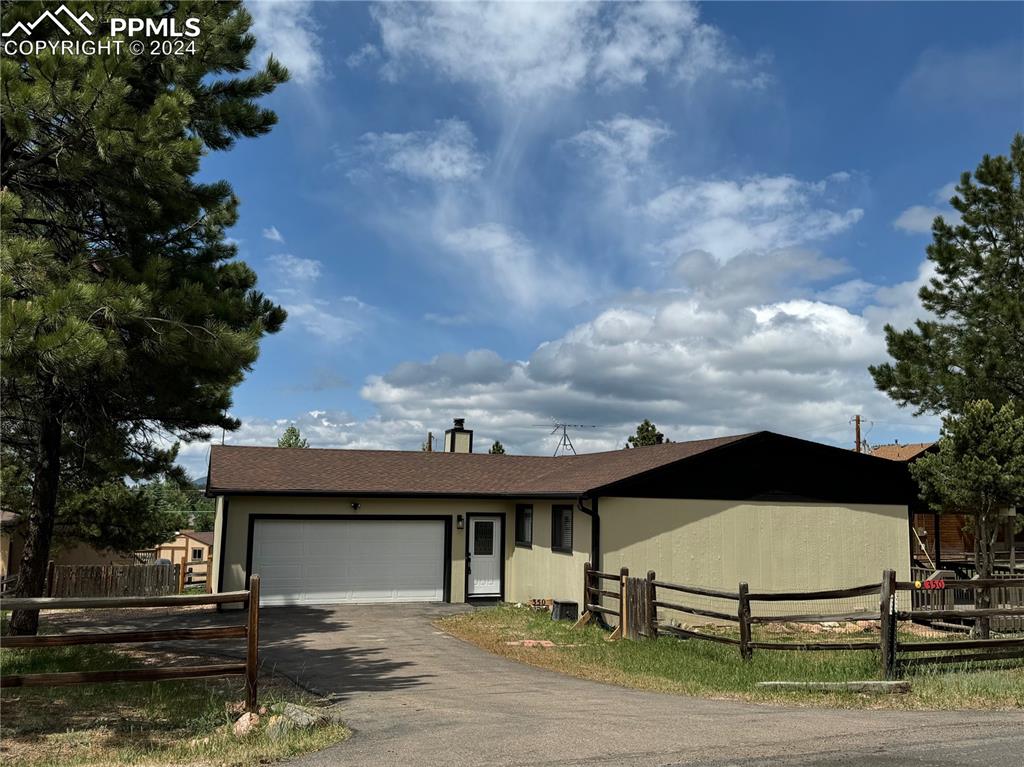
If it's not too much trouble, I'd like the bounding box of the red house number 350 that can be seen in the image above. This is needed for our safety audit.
[916,579,945,590]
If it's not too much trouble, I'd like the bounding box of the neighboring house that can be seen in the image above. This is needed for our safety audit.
[870,441,1022,572]
[1,511,134,579]
[206,422,916,607]
[140,530,214,585]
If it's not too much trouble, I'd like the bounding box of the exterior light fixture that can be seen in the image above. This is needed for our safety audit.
[457,514,464,530]
[351,501,360,511]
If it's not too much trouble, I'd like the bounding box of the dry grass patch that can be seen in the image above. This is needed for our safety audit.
[438,605,1024,710]
[0,642,349,767]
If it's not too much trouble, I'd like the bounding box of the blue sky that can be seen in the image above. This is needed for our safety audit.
[181,1,1023,475]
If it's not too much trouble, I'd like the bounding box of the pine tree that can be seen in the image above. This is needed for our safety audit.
[489,440,506,454]
[870,134,1024,414]
[278,426,309,448]
[626,419,668,448]
[1,1,288,634]
[909,401,1024,637]
[869,136,1024,631]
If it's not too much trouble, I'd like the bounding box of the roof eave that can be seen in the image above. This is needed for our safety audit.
[206,488,584,500]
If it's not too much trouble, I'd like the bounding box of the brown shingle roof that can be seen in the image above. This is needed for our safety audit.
[207,434,755,497]
[181,530,214,547]
[869,442,935,462]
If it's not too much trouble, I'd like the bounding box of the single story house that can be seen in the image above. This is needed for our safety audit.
[1,512,135,578]
[138,530,214,585]
[206,424,916,607]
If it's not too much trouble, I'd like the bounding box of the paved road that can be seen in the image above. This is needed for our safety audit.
[67,603,1023,766]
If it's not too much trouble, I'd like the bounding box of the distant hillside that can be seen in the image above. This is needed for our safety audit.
[193,475,208,488]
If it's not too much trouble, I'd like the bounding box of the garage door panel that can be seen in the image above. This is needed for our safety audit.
[251,518,446,606]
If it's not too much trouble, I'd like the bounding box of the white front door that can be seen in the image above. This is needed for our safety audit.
[467,516,502,597]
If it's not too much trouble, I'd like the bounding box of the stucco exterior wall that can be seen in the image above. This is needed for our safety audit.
[215,495,592,604]
[212,495,225,592]
[506,504,591,604]
[600,497,911,595]
[1,534,133,574]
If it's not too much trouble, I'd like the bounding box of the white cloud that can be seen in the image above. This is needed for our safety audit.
[567,115,672,174]
[354,261,940,457]
[249,0,324,86]
[262,225,285,243]
[438,223,587,310]
[182,257,940,473]
[815,279,878,308]
[893,182,962,234]
[644,174,863,262]
[935,182,958,203]
[673,248,850,309]
[346,42,379,68]
[893,205,943,234]
[358,119,486,182]
[366,1,765,103]
[266,254,368,343]
[268,253,320,282]
[283,298,366,344]
[898,43,1023,109]
[175,409,426,477]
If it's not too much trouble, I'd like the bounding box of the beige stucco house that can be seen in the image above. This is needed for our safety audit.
[139,530,214,585]
[206,422,915,607]
[1,512,134,578]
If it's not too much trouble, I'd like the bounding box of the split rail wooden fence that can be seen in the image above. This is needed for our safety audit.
[575,566,1024,679]
[1,575,262,710]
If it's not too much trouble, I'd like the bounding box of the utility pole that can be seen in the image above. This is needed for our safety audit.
[854,414,861,453]
[426,431,433,452]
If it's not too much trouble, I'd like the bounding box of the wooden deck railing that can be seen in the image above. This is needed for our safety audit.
[1,575,261,710]
[573,566,1024,678]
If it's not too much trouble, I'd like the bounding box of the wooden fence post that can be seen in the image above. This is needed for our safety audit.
[246,574,260,712]
[646,571,658,638]
[45,560,55,597]
[178,556,187,594]
[582,561,592,613]
[573,562,594,629]
[205,558,213,594]
[623,578,645,641]
[738,581,752,661]
[619,567,630,639]
[879,569,897,680]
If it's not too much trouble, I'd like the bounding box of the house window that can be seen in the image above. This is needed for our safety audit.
[551,505,573,553]
[515,504,533,547]
[191,547,204,561]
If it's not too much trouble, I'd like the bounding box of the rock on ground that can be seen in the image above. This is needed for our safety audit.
[233,711,260,738]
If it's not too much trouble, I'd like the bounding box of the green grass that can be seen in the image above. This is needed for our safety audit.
[438,606,1024,709]
[0,642,349,767]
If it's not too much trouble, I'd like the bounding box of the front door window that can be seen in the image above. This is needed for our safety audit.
[468,516,501,597]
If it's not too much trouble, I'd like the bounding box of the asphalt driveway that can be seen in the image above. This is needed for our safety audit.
[59,603,1024,766]
[244,604,1023,767]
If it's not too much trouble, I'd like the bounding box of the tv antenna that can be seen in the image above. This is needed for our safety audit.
[536,422,598,456]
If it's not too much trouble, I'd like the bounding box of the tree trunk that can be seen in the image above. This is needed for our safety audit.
[974,514,993,640]
[9,410,62,636]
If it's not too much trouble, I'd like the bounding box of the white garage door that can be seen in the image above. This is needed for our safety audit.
[251,518,446,606]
